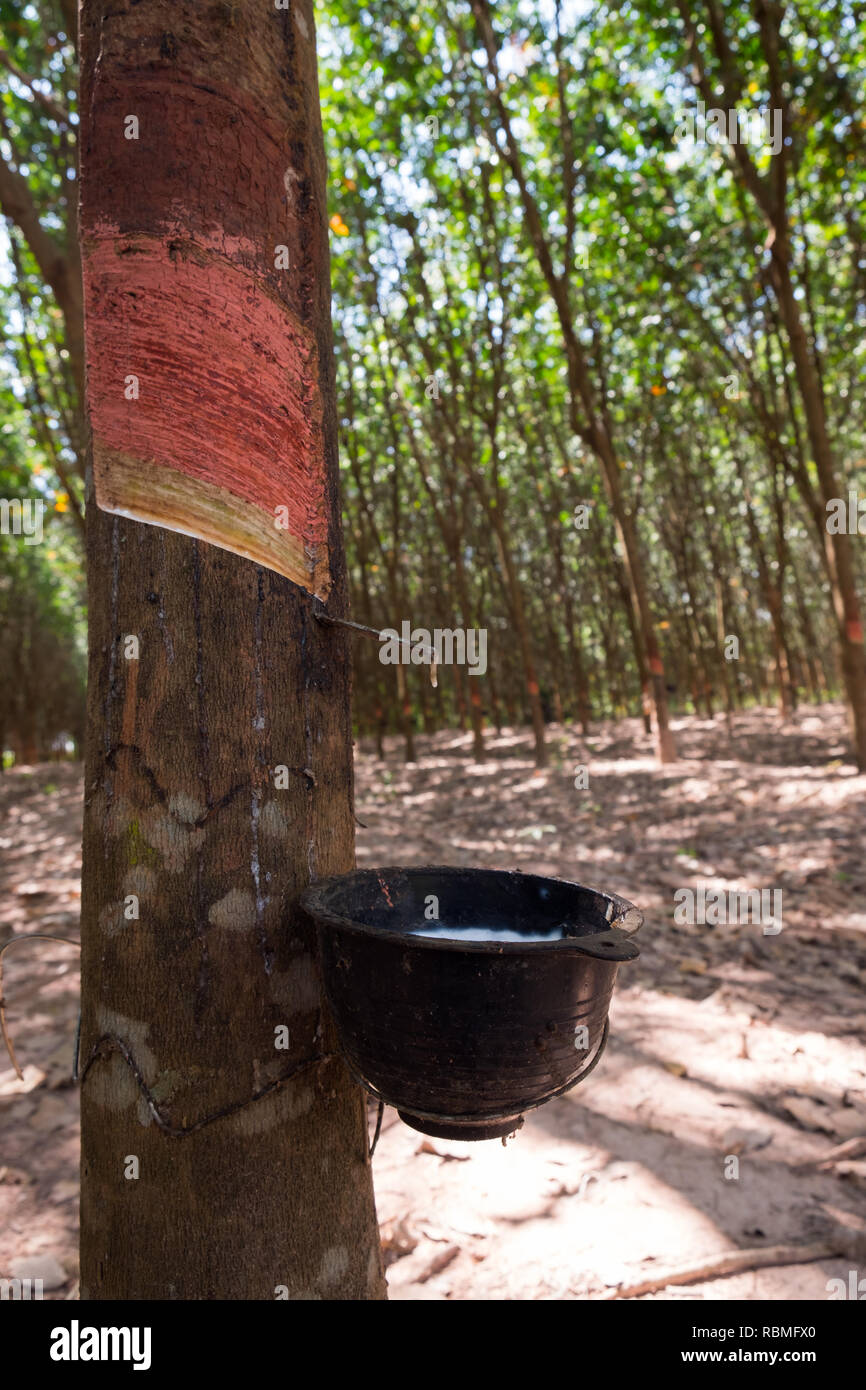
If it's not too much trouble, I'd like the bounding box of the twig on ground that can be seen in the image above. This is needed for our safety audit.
[808,1135,866,1169]
[594,1241,840,1300]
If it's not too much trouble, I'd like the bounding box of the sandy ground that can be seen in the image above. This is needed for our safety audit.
[1,704,865,1300]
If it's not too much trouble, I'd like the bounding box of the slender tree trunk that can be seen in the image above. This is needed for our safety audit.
[735,462,794,717]
[453,661,470,732]
[611,554,650,730]
[612,484,676,757]
[450,506,486,759]
[714,576,737,732]
[677,0,866,767]
[489,506,547,766]
[351,507,390,751]
[78,0,385,1300]
[419,476,485,756]
[470,0,676,763]
[771,253,866,762]
[789,559,825,701]
[552,541,592,734]
[395,663,416,763]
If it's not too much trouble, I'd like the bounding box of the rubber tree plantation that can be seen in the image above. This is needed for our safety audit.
[0,0,865,1321]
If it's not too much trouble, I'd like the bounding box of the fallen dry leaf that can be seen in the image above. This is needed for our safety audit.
[416,1244,460,1283]
[0,1165,33,1186]
[416,1139,470,1162]
[678,958,707,975]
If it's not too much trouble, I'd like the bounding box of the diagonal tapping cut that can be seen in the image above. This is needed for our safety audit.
[79,1033,341,1138]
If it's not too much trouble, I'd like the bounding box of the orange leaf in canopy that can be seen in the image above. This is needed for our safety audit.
[329,213,350,236]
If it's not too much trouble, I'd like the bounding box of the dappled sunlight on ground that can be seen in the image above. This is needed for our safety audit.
[1,706,864,1299]
[356,705,866,1300]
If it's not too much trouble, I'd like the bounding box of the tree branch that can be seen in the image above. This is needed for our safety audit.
[0,48,70,125]
[0,145,68,289]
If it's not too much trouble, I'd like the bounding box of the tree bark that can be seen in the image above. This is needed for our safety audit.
[488,501,548,766]
[78,0,385,1300]
[770,249,866,757]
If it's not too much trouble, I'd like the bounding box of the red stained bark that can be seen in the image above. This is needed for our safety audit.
[84,237,327,547]
[80,18,331,591]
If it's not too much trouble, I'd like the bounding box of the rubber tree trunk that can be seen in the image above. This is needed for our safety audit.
[78,0,385,1300]
[469,0,675,764]
[489,504,547,767]
[771,248,866,765]
[449,509,487,760]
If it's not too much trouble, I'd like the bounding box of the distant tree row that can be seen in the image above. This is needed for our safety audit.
[1,0,865,769]
[0,416,84,762]
[322,0,866,768]
[0,1,83,764]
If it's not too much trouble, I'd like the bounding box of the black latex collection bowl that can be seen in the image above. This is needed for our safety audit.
[299,865,642,1141]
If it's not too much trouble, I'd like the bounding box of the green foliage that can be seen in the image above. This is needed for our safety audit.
[2,0,864,753]
[1,0,83,760]
[318,0,864,733]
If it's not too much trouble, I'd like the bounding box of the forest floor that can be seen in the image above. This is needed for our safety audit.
[2,704,865,1301]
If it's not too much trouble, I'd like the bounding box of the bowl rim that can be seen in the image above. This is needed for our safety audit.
[297,864,642,956]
